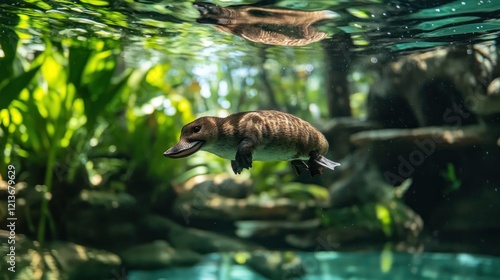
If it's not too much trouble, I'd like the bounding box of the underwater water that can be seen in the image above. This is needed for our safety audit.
[1,0,500,279]
[129,252,500,280]
[2,0,500,63]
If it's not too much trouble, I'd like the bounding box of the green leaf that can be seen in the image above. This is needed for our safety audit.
[0,65,41,110]
[78,50,119,128]
[68,47,92,90]
[23,98,49,153]
[0,24,20,84]
[0,110,12,169]
[95,70,131,114]
[84,50,117,98]
[375,203,392,237]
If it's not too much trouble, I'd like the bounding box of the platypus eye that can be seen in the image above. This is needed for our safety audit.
[193,126,201,133]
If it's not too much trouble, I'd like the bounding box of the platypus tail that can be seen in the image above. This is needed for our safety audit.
[308,153,340,176]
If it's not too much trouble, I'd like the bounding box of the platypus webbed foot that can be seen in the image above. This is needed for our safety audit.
[231,160,243,174]
[232,155,252,174]
[308,151,340,176]
[307,157,324,176]
[233,139,254,174]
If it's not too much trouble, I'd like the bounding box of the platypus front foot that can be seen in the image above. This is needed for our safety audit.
[231,160,243,174]
[233,139,254,174]
[232,154,252,174]
[308,151,340,176]
[233,152,252,174]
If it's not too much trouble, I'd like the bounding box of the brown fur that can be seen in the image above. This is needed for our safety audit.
[165,110,338,175]
[217,110,329,159]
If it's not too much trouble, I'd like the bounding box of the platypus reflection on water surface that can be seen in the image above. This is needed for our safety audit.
[164,110,340,176]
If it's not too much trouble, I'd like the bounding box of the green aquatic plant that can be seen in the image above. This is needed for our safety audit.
[441,162,462,195]
[40,41,130,244]
[1,33,133,244]
[0,28,42,171]
[112,92,197,189]
[375,203,392,237]
[318,202,397,239]
[2,42,86,244]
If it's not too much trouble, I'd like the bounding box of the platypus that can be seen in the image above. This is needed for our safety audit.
[164,110,340,176]
[193,3,339,47]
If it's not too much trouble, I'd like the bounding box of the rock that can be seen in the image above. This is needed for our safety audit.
[469,93,500,116]
[70,190,137,213]
[286,201,423,249]
[173,192,317,224]
[169,221,262,254]
[329,162,400,207]
[176,173,253,198]
[487,77,500,95]
[49,241,122,280]
[139,214,177,240]
[0,231,121,280]
[367,47,481,127]
[65,190,141,250]
[119,240,201,270]
[245,251,305,280]
[320,117,381,159]
[139,214,261,254]
[350,125,498,148]
[325,146,414,208]
[235,218,321,239]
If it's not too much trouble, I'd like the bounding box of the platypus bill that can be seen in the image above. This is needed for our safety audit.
[164,110,340,176]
